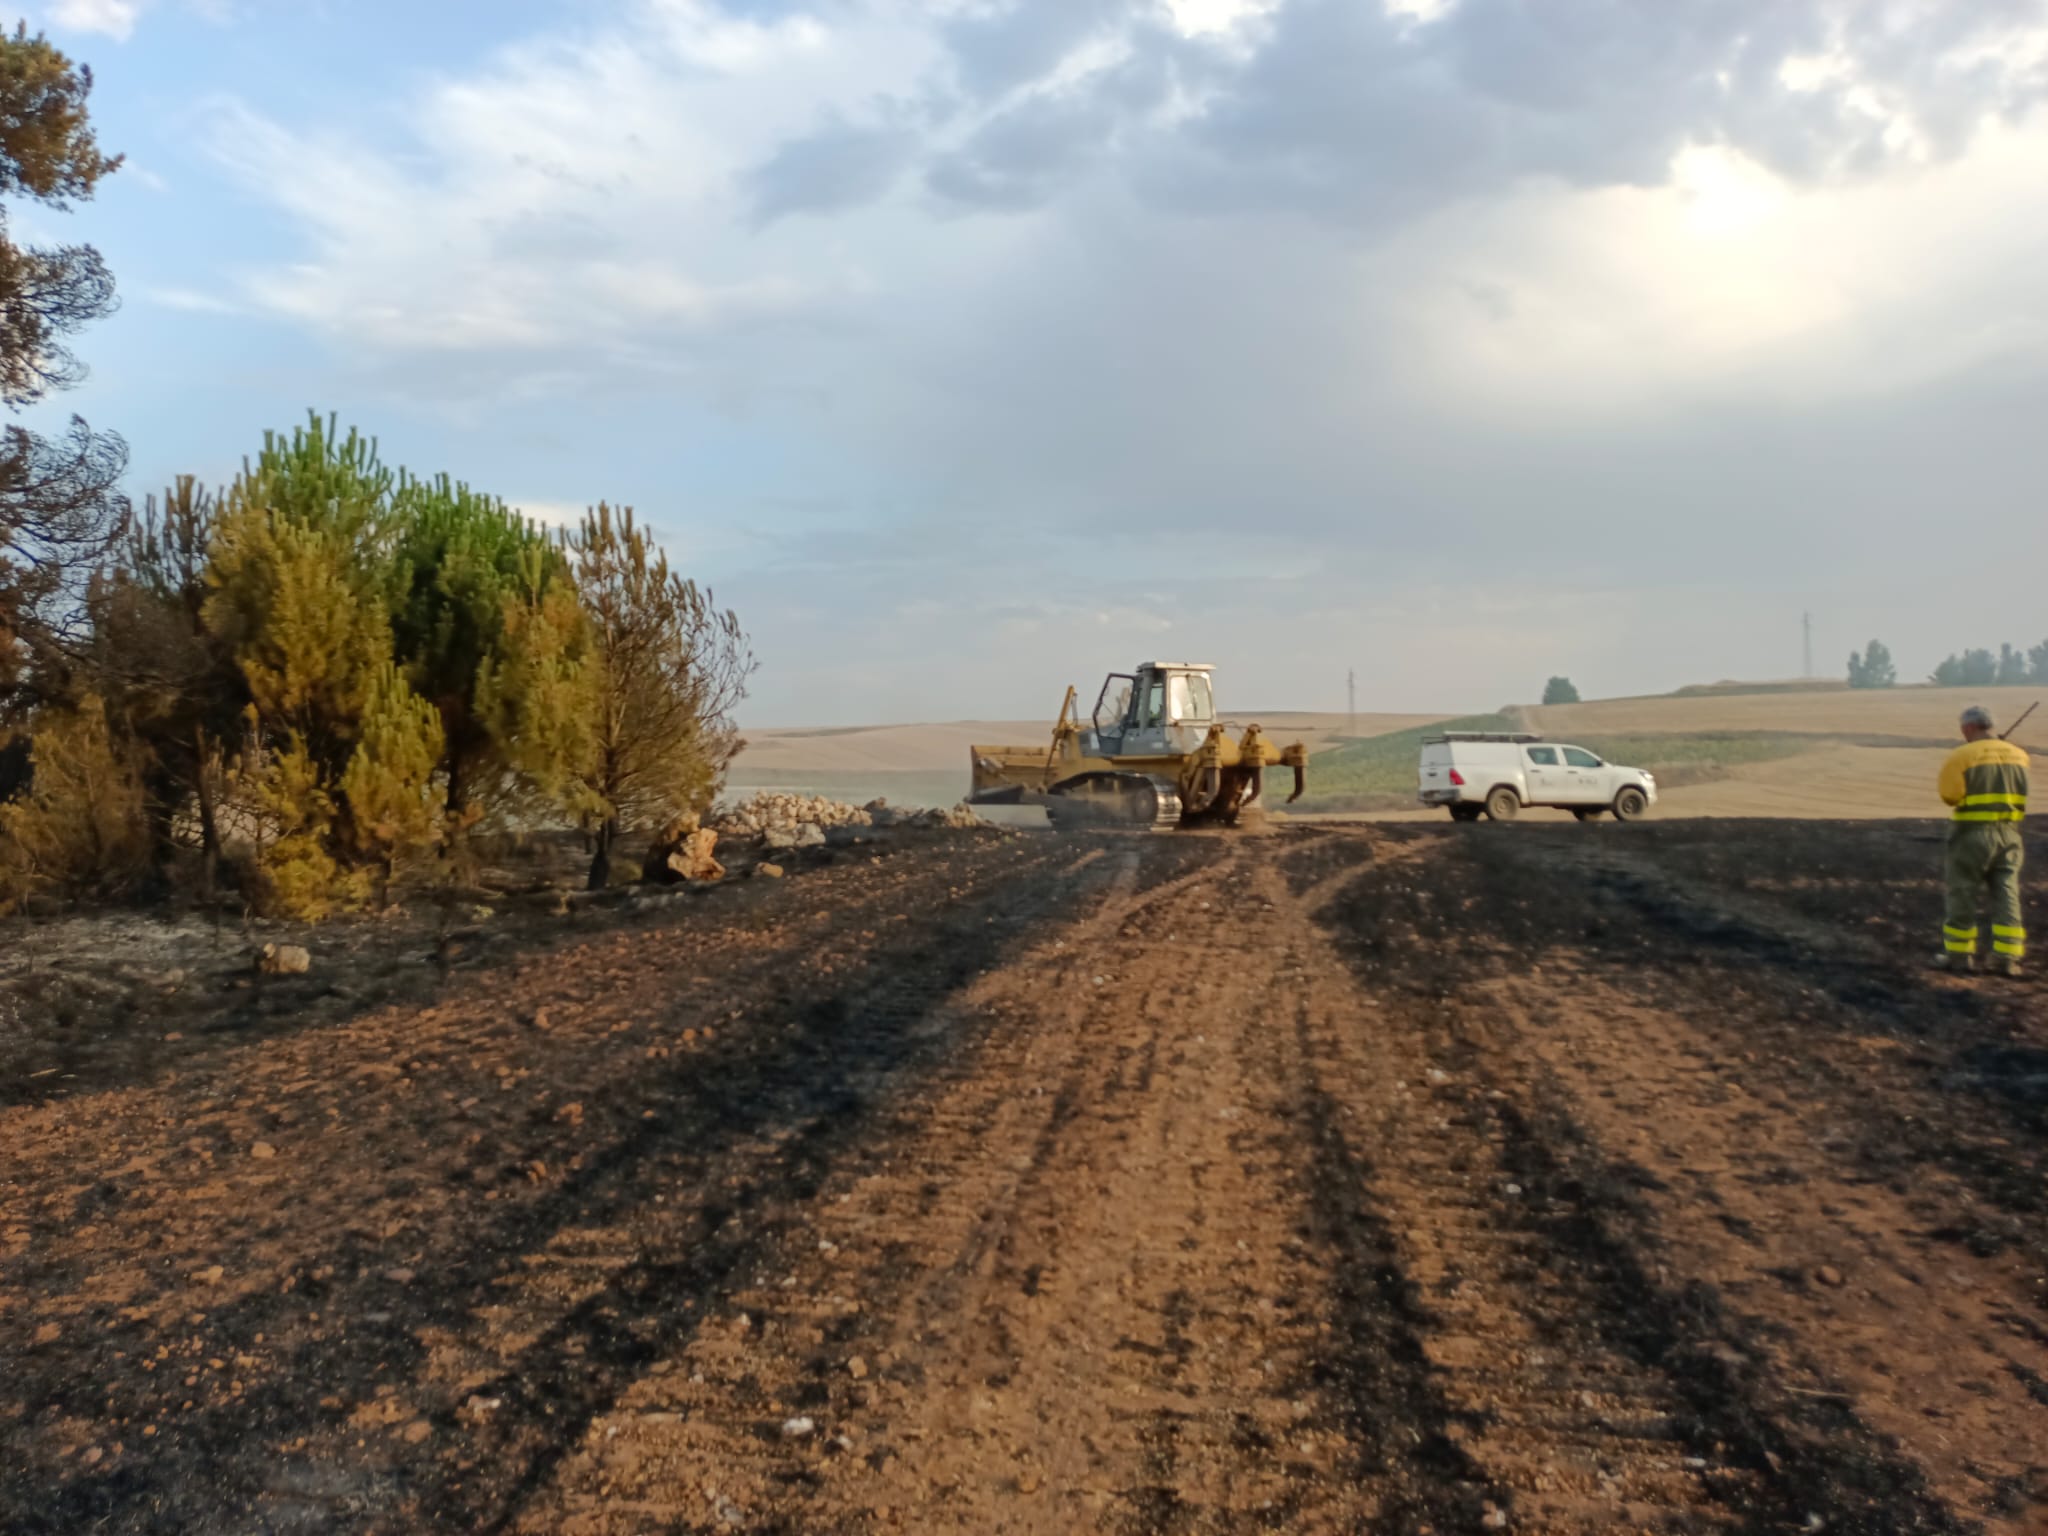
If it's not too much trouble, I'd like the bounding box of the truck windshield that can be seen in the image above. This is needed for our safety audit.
[1167,673,1214,722]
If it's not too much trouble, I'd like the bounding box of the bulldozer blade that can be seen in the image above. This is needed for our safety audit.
[966,784,1030,806]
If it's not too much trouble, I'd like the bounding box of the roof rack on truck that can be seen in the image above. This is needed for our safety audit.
[1423,731,1542,745]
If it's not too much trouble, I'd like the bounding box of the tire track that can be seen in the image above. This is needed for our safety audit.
[1288,831,1974,1535]
[1,837,1122,1535]
[523,842,1376,1534]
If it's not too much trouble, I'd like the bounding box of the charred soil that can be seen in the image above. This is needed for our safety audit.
[2,819,2044,1533]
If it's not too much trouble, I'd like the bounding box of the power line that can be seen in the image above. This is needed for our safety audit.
[1803,612,1813,679]
[1347,668,1357,738]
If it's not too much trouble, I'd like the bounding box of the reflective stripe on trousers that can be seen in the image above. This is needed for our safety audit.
[1945,822,2025,959]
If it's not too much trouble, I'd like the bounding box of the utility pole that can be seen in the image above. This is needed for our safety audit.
[1802,612,1813,679]
[1347,669,1357,739]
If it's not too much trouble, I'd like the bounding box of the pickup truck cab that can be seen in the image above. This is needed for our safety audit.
[1417,731,1656,823]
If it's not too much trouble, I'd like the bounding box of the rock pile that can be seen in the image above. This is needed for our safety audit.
[642,813,725,883]
[866,800,986,830]
[713,792,985,848]
[717,794,872,840]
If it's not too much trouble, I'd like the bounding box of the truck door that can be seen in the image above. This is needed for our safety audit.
[1121,673,1172,757]
[1521,745,1571,805]
[1560,746,1606,803]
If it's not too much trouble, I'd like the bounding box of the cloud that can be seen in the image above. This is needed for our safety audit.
[747,114,919,224]
[181,0,2048,721]
[1139,0,2048,227]
[199,4,944,385]
[47,0,145,39]
[143,285,242,314]
[508,500,585,529]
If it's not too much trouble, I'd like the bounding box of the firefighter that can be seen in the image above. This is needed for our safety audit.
[1933,704,2028,975]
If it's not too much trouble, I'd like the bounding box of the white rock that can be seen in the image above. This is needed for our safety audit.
[257,943,311,976]
[780,1416,815,1439]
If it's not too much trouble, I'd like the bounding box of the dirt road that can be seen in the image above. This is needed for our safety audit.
[4,822,2046,1533]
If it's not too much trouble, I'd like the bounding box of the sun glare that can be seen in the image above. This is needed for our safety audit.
[1672,144,1790,239]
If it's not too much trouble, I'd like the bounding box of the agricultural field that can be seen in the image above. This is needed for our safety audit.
[1291,718,1819,812]
[732,711,1438,810]
[735,685,2045,819]
[1523,684,2048,741]
[4,819,2044,1533]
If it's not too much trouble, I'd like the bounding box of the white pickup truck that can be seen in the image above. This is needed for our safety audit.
[1417,731,1656,823]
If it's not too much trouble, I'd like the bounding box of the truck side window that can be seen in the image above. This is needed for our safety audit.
[1525,747,1559,766]
[1562,747,1600,768]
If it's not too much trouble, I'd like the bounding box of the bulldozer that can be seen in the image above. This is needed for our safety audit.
[967,662,1307,829]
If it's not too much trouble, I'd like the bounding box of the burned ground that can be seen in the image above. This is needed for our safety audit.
[2,819,2044,1533]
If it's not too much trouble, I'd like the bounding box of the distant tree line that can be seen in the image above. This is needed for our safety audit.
[1847,639,2048,690]
[1845,641,1896,688]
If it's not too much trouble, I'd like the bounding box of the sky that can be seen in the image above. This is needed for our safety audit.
[17,0,2048,724]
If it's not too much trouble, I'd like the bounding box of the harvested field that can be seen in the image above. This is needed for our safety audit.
[2,819,2045,1533]
[1343,744,1960,822]
[1525,685,2048,741]
[731,713,1449,808]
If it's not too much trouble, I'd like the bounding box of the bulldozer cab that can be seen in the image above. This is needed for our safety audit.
[1086,663,1216,759]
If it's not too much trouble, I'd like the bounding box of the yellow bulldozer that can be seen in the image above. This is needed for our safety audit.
[967,662,1307,829]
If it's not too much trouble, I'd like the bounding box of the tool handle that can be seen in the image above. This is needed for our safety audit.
[2002,701,2038,741]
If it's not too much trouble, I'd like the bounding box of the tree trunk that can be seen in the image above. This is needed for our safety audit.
[586,815,618,891]
[194,727,222,896]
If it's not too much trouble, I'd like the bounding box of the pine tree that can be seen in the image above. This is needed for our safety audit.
[0,26,126,714]
[238,727,360,920]
[475,541,599,820]
[338,662,445,901]
[389,475,555,827]
[0,693,147,907]
[203,418,396,767]
[2031,640,2048,686]
[564,504,751,889]
[205,511,390,757]
[1997,643,2028,686]
[198,416,402,912]
[92,477,242,885]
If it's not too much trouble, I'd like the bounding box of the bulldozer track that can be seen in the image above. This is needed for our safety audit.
[5,822,2042,1533]
[1045,773,1185,831]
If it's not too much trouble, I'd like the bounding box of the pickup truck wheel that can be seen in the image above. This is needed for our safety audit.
[1449,804,1482,823]
[1573,808,1605,822]
[1485,787,1520,822]
[1613,786,1649,821]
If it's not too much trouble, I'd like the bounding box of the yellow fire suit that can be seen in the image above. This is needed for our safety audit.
[1937,737,2028,961]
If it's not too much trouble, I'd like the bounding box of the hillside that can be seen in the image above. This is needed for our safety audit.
[1521,684,2047,741]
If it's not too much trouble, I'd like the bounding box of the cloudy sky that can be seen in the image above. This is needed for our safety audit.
[21,0,2048,722]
